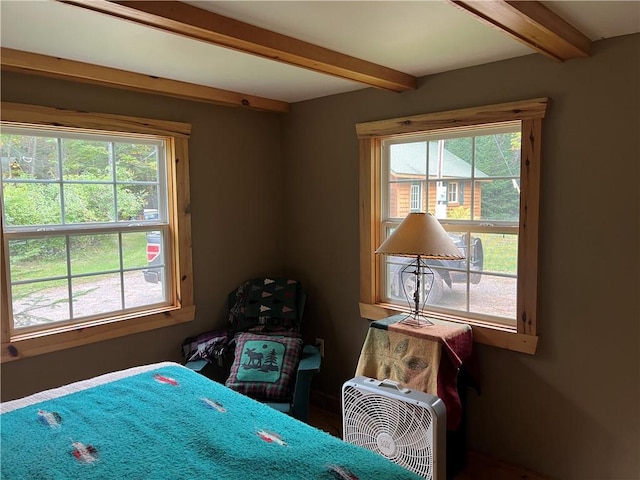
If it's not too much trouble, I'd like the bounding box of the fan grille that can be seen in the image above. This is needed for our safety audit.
[343,383,435,478]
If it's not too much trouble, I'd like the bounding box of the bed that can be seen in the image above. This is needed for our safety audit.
[1,362,422,479]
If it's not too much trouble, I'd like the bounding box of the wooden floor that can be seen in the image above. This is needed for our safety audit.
[308,404,548,480]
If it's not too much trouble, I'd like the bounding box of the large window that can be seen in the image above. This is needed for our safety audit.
[1,103,195,361]
[357,98,548,354]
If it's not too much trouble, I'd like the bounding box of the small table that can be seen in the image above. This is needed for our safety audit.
[355,314,474,431]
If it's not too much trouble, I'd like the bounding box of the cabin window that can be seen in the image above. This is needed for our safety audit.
[357,98,548,353]
[410,183,422,211]
[382,123,521,326]
[0,103,195,361]
[447,182,459,204]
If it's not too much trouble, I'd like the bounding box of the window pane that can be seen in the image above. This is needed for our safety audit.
[71,273,123,318]
[442,137,472,176]
[388,179,424,218]
[431,272,468,311]
[140,230,164,285]
[115,142,159,182]
[1,133,59,180]
[477,178,521,222]
[64,183,115,223]
[476,232,518,275]
[122,231,149,269]
[146,194,161,219]
[61,138,111,181]
[70,234,120,275]
[11,279,70,329]
[118,184,157,222]
[124,271,165,308]
[2,183,62,226]
[389,142,427,179]
[469,274,517,319]
[473,132,521,178]
[9,237,67,281]
[385,255,410,302]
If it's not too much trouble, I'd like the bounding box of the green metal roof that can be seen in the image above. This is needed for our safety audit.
[389,142,488,178]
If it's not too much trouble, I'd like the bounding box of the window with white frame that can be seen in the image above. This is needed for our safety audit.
[357,98,548,353]
[447,181,459,204]
[382,124,521,326]
[0,103,195,361]
[410,183,421,211]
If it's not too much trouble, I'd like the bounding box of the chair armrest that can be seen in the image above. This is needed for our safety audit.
[298,344,322,372]
[291,345,321,422]
[185,360,209,372]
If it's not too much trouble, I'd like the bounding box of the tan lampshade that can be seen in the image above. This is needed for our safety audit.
[375,212,465,259]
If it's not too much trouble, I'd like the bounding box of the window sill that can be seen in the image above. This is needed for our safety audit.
[359,302,538,355]
[1,305,196,362]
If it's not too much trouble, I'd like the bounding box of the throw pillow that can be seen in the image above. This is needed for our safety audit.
[225,332,303,402]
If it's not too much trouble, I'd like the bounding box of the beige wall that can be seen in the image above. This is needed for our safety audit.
[1,33,638,480]
[0,71,286,399]
[282,34,639,479]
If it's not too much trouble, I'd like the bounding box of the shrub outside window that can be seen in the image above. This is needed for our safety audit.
[0,103,195,361]
[357,98,548,354]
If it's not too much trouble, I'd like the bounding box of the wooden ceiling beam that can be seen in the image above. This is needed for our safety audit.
[59,0,417,92]
[451,1,591,61]
[0,48,290,113]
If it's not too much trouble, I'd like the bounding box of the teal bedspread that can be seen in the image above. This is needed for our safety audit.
[1,362,421,479]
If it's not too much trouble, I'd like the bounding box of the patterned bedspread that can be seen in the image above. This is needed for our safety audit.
[1,362,421,479]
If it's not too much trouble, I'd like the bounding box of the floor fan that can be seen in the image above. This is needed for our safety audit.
[342,376,446,480]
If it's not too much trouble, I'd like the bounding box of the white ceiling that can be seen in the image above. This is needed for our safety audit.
[1,1,639,103]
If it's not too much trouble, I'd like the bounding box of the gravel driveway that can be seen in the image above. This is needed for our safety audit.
[12,272,516,329]
[436,275,516,319]
[12,270,164,329]
[395,274,517,321]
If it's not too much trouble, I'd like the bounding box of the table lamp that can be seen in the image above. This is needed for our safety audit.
[375,212,465,327]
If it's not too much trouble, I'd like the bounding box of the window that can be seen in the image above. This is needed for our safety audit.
[410,183,422,211]
[447,182,458,204]
[1,103,195,361]
[357,98,548,354]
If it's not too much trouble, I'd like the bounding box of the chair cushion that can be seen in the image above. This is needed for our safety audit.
[229,278,300,333]
[225,332,303,402]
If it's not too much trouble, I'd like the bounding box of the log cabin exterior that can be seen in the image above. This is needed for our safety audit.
[387,141,485,219]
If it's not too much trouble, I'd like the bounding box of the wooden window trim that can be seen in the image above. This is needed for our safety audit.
[0,102,195,362]
[357,98,548,354]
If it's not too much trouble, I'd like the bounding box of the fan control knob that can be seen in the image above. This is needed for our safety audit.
[376,432,397,457]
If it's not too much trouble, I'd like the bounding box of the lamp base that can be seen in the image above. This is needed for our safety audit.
[398,312,435,328]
